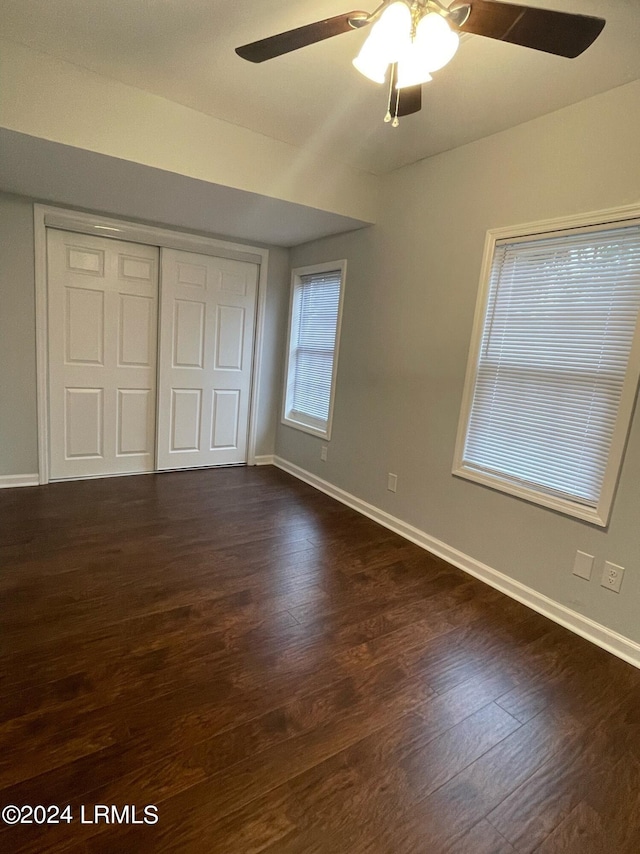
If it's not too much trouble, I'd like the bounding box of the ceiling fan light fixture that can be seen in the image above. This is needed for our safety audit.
[236,1,607,130]
[414,11,460,73]
[352,0,412,82]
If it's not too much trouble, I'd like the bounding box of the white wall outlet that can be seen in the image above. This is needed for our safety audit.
[387,473,398,493]
[572,550,594,581]
[601,561,624,593]
[320,445,328,462]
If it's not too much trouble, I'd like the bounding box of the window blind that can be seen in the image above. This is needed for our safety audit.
[462,223,640,506]
[287,270,342,428]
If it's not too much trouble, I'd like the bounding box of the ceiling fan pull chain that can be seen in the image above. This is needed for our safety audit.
[384,62,399,127]
[392,78,400,127]
[384,65,394,122]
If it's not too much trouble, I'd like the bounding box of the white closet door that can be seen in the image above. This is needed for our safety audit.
[157,248,258,469]
[47,229,159,480]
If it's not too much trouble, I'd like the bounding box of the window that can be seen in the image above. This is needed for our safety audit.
[282,260,346,439]
[453,212,640,526]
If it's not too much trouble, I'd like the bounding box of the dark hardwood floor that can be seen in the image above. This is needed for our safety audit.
[0,466,639,853]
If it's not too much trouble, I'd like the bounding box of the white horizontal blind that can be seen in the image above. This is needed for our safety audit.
[287,270,342,429]
[463,223,640,506]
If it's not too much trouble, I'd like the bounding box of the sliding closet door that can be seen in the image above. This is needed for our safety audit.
[47,229,159,480]
[156,248,258,469]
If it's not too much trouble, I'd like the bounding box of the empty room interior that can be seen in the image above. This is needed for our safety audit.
[1,0,640,851]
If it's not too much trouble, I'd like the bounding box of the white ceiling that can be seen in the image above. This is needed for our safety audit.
[2,0,639,174]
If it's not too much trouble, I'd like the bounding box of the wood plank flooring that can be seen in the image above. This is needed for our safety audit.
[0,465,639,853]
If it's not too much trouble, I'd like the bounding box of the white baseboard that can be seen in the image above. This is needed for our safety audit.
[0,474,39,489]
[253,455,275,466]
[273,456,640,671]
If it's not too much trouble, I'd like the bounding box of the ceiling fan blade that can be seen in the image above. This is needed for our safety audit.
[236,11,370,63]
[397,84,422,117]
[452,0,605,58]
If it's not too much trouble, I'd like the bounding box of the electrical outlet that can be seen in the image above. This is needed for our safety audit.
[320,445,328,462]
[387,473,397,493]
[572,550,594,581]
[601,561,624,593]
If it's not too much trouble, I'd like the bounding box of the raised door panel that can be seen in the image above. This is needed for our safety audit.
[211,390,240,450]
[173,300,206,368]
[117,389,154,457]
[64,388,103,459]
[176,261,208,288]
[171,389,202,452]
[119,255,155,283]
[119,295,155,367]
[215,306,245,371]
[65,287,104,365]
[66,245,105,277]
[220,268,248,296]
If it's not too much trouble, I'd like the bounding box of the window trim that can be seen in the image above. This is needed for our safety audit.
[452,204,640,527]
[281,260,347,440]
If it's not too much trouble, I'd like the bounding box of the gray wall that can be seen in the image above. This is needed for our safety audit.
[253,244,290,457]
[0,194,38,474]
[277,81,640,644]
[0,191,289,476]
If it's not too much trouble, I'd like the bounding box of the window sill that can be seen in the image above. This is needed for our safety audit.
[452,464,608,527]
[282,414,330,440]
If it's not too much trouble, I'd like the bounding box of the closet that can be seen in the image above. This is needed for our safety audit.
[46,229,258,480]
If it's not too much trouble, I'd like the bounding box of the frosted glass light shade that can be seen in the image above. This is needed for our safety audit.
[415,12,459,73]
[352,1,412,83]
[352,39,389,83]
[396,47,433,88]
[377,1,412,62]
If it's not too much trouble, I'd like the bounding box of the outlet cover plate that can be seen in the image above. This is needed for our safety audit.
[601,561,624,593]
[320,445,328,462]
[573,550,594,581]
[387,473,398,493]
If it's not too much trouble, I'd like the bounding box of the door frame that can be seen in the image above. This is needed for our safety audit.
[34,204,270,485]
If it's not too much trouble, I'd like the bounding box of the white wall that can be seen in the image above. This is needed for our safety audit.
[277,81,640,646]
[0,192,290,477]
[0,40,379,225]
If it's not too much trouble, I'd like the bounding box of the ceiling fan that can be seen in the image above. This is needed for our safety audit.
[236,0,606,125]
